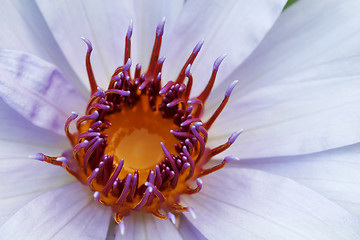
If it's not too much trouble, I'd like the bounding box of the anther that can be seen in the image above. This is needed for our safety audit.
[167,212,176,224]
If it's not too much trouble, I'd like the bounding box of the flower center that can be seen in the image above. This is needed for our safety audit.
[103,96,179,182]
[38,19,241,228]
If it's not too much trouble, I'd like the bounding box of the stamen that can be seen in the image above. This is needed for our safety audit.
[210,130,243,157]
[81,37,97,95]
[148,18,165,74]
[116,173,132,205]
[124,20,133,68]
[185,178,203,194]
[65,112,78,144]
[102,158,124,196]
[175,40,204,85]
[167,212,176,224]
[197,54,226,103]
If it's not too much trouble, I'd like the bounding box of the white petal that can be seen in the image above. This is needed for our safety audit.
[178,215,207,240]
[131,0,184,69]
[225,0,360,96]
[231,143,360,217]
[208,55,360,158]
[0,96,69,157]
[0,49,87,135]
[162,0,287,95]
[115,212,182,240]
[0,157,73,226]
[182,168,360,240]
[206,0,360,157]
[36,0,135,89]
[0,183,111,240]
[0,0,83,92]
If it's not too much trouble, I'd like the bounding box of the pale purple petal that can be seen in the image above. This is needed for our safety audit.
[0,157,73,226]
[206,0,360,157]
[232,143,360,217]
[0,0,83,92]
[36,0,135,89]
[208,56,360,158]
[115,212,182,240]
[162,0,287,95]
[178,215,207,240]
[0,49,87,135]
[182,168,360,239]
[0,96,69,157]
[132,0,184,69]
[0,183,111,239]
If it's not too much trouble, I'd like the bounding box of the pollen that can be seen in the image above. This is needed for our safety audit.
[38,18,241,228]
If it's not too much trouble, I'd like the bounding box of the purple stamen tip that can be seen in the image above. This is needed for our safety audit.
[158,56,166,64]
[229,129,243,144]
[224,155,240,163]
[136,63,141,70]
[194,122,203,127]
[127,19,133,39]
[193,39,204,53]
[167,212,176,225]
[225,80,239,97]
[188,207,197,219]
[196,178,203,191]
[119,221,125,235]
[185,64,192,77]
[183,162,190,169]
[81,37,93,52]
[70,111,78,119]
[156,72,162,81]
[95,87,106,98]
[94,191,101,202]
[156,17,166,36]
[213,54,227,71]
[29,153,45,161]
[90,110,99,120]
[124,58,132,71]
[56,156,67,162]
[113,74,121,81]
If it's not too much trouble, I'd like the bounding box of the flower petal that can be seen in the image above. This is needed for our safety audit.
[208,56,360,158]
[131,0,184,69]
[0,0,83,91]
[0,95,69,157]
[35,0,135,89]
[230,143,360,217]
[162,0,287,95]
[0,49,87,135]
[207,0,360,157]
[115,212,182,240]
[178,215,207,240]
[0,157,73,226]
[0,183,111,239]
[182,168,360,240]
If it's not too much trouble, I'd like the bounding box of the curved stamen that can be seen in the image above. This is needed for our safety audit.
[197,54,226,103]
[175,39,204,85]
[65,112,78,145]
[102,158,124,196]
[134,186,153,210]
[204,80,239,130]
[116,173,133,205]
[185,178,203,194]
[81,37,97,95]
[210,129,243,158]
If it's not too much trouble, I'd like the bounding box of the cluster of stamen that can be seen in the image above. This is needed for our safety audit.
[38,19,240,229]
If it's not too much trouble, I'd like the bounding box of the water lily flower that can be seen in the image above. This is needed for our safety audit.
[1,0,360,239]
